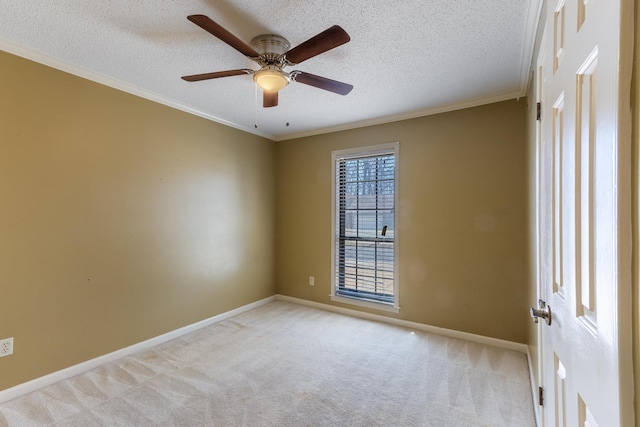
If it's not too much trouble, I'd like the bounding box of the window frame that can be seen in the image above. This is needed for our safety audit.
[330,142,400,313]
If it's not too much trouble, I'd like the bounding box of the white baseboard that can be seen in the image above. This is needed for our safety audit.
[0,296,276,404]
[275,294,529,354]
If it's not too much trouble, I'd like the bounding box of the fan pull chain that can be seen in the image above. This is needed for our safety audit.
[285,86,290,127]
[254,84,259,129]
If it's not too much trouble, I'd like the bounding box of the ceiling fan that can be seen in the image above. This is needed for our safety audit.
[181,15,353,108]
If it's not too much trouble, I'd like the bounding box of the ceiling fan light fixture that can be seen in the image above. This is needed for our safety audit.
[253,67,289,92]
[182,17,353,108]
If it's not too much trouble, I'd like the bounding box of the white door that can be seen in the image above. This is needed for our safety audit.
[535,0,632,426]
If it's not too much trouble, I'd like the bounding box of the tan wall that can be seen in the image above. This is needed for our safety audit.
[634,0,640,421]
[0,50,276,390]
[275,99,529,343]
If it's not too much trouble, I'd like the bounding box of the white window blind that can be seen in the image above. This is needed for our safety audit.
[333,145,397,306]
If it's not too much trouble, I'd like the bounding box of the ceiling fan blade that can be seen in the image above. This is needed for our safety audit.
[284,25,350,65]
[263,91,278,108]
[187,15,259,58]
[181,69,253,82]
[292,71,353,95]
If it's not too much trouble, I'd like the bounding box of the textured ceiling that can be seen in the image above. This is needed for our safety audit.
[0,0,540,140]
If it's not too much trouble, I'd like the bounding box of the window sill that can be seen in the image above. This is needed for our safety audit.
[330,294,400,313]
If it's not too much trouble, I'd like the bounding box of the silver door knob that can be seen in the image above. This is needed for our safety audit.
[530,299,551,325]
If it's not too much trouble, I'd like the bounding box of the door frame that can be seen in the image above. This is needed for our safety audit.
[616,1,635,425]
[534,24,547,427]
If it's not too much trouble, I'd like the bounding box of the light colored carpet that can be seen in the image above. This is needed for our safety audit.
[0,301,535,426]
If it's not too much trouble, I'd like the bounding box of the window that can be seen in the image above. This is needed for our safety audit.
[331,143,399,312]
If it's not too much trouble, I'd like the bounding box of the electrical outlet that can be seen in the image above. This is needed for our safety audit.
[309,276,315,286]
[0,337,13,357]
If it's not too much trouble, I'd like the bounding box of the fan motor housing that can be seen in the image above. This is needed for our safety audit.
[250,34,290,55]
[250,34,290,67]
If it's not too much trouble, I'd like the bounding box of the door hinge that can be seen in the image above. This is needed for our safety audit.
[538,386,544,406]
[536,102,542,121]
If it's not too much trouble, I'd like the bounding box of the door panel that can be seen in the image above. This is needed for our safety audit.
[536,0,630,425]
